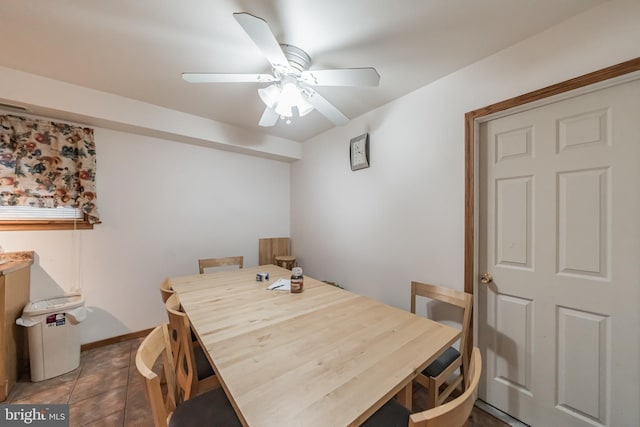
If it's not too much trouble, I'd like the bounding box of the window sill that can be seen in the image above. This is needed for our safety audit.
[0,220,95,231]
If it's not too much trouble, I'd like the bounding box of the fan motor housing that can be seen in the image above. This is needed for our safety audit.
[280,44,311,74]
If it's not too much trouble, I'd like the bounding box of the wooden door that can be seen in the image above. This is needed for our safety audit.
[478,78,640,426]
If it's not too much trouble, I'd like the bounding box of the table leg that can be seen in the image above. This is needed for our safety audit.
[396,382,413,411]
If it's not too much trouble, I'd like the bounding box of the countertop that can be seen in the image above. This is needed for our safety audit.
[0,251,34,275]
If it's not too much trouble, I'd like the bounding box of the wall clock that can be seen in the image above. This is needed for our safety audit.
[350,133,369,171]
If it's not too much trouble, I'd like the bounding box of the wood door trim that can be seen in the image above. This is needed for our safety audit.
[464,57,640,294]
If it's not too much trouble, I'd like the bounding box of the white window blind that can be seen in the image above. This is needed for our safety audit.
[0,206,83,220]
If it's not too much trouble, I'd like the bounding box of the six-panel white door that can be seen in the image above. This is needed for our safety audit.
[478,78,640,426]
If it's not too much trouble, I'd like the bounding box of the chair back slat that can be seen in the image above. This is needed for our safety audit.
[135,324,178,427]
[198,256,243,274]
[160,278,174,303]
[410,281,473,407]
[411,281,473,369]
[409,348,482,427]
[165,293,198,401]
[258,237,290,265]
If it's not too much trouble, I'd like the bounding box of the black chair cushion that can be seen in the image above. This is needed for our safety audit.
[361,398,410,427]
[194,345,215,380]
[169,387,242,427]
[423,346,460,377]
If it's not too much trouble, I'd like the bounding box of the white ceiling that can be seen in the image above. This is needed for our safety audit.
[0,0,606,142]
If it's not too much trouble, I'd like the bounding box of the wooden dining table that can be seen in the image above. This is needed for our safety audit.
[169,264,460,427]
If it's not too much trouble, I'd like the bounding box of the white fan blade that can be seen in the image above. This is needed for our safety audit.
[300,68,380,87]
[259,107,279,127]
[233,13,289,69]
[304,88,349,126]
[182,73,275,83]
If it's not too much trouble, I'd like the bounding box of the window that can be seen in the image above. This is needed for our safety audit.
[0,114,100,231]
[0,206,93,231]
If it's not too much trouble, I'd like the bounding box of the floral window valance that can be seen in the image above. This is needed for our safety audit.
[0,114,100,224]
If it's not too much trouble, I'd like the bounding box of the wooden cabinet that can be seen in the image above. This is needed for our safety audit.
[0,252,32,401]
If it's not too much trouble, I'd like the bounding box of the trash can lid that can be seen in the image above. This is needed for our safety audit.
[23,294,85,316]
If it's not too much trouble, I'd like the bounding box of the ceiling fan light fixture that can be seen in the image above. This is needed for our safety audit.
[276,79,316,118]
[279,81,299,107]
[274,99,293,117]
[260,80,314,119]
[258,84,280,108]
[297,95,314,117]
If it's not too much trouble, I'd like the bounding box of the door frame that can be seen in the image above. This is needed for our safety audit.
[464,57,640,296]
[463,58,640,365]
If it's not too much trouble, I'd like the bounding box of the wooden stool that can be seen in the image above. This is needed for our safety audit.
[274,255,297,270]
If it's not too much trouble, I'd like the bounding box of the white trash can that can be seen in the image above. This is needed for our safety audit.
[16,294,86,382]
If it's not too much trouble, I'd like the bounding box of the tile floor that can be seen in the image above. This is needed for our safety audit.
[7,337,152,427]
[6,337,509,427]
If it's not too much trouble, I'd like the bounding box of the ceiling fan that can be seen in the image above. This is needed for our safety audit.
[181,12,380,127]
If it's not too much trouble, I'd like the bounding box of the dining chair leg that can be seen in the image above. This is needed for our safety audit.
[427,376,438,409]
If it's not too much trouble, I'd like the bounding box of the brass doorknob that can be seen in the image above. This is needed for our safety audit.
[480,272,493,284]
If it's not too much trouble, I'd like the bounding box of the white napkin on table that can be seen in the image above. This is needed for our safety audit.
[267,279,291,291]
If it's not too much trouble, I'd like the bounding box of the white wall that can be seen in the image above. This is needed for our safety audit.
[0,66,302,162]
[2,0,638,344]
[290,0,640,311]
[0,127,291,343]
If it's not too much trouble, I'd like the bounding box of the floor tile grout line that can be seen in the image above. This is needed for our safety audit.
[121,340,135,426]
[66,358,83,405]
[78,340,133,427]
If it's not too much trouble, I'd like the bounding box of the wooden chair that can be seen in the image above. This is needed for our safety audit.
[161,278,197,342]
[362,347,482,427]
[411,281,473,409]
[274,255,297,270]
[258,237,290,266]
[160,278,174,303]
[156,279,174,386]
[135,324,241,427]
[198,256,243,274]
[165,293,219,401]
